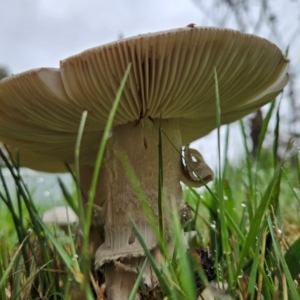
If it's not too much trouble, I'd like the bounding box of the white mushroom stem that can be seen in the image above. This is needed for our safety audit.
[80,119,214,299]
[81,118,184,299]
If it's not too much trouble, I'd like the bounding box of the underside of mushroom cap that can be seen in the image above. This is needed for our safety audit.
[6,145,70,173]
[61,27,289,123]
[0,68,102,166]
[0,26,289,171]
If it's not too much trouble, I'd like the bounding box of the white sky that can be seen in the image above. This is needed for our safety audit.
[1,0,204,73]
[0,0,299,169]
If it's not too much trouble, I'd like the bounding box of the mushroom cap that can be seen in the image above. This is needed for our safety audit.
[0,27,289,172]
[42,206,78,225]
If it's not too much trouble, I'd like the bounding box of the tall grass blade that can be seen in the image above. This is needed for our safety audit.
[0,236,27,289]
[267,214,300,299]
[170,208,196,300]
[74,110,88,229]
[284,236,300,279]
[128,258,148,300]
[255,100,276,162]
[130,218,170,295]
[222,125,230,178]
[283,169,300,207]
[239,120,254,219]
[36,215,81,281]
[0,149,56,297]
[247,226,265,298]
[235,163,282,292]
[158,120,164,239]
[214,69,234,291]
[11,260,54,300]
[57,177,78,215]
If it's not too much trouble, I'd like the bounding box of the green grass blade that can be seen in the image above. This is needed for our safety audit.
[247,227,265,298]
[284,236,300,280]
[223,180,239,231]
[11,260,54,300]
[282,169,300,207]
[36,214,82,281]
[235,163,282,292]
[74,110,88,229]
[187,177,274,292]
[267,214,300,299]
[57,177,79,215]
[239,120,254,219]
[255,100,276,162]
[0,236,27,289]
[130,218,170,294]
[158,120,164,239]
[214,69,234,291]
[128,258,148,300]
[171,209,196,300]
[222,125,230,179]
[162,139,273,291]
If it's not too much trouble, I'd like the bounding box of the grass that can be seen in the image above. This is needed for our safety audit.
[0,71,300,298]
[1,130,300,299]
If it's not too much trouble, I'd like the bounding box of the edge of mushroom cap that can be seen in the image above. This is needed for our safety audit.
[6,145,71,173]
[60,26,289,61]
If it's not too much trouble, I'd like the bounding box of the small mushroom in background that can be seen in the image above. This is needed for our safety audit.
[42,206,78,233]
[0,27,289,299]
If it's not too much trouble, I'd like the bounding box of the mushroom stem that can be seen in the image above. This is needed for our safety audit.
[81,118,184,298]
[105,260,139,300]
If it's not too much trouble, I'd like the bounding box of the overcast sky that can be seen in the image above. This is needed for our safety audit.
[1,0,205,73]
[0,0,299,168]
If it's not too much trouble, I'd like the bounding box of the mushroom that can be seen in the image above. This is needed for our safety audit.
[42,206,78,233]
[0,27,289,298]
